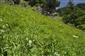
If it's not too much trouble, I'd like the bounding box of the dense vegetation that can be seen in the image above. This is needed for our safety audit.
[58,0,85,30]
[0,0,85,56]
[62,7,85,30]
[0,4,85,56]
[76,3,85,10]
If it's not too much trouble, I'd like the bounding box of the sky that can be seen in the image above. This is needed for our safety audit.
[60,0,85,7]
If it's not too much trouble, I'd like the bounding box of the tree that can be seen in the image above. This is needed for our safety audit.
[28,0,36,7]
[7,0,20,4]
[13,0,20,4]
[41,0,60,15]
[76,3,85,9]
[45,0,60,9]
[67,0,75,12]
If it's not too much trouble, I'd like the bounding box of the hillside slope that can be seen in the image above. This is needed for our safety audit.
[0,4,85,56]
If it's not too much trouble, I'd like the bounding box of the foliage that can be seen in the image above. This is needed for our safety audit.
[76,3,85,10]
[75,15,85,30]
[63,7,85,30]
[60,1,85,30]
[58,0,74,16]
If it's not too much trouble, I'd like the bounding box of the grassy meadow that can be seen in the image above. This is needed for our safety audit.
[0,4,85,56]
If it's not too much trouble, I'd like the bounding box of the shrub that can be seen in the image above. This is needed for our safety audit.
[75,15,85,25]
[76,3,85,10]
[63,12,77,24]
[75,15,85,30]
[63,8,85,30]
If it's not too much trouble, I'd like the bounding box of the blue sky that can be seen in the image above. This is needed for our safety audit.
[60,0,85,7]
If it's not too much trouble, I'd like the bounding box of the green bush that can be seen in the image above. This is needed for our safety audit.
[75,15,85,30]
[63,12,77,24]
[76,15,85,25]
[63,8,85,30]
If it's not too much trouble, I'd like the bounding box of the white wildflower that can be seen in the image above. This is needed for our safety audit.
[73,35,79,38]
[54,52,60,56]
[29,40,32,44]
[29,40,32,46]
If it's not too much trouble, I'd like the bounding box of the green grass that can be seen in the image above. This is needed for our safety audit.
[0,4,85,56]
